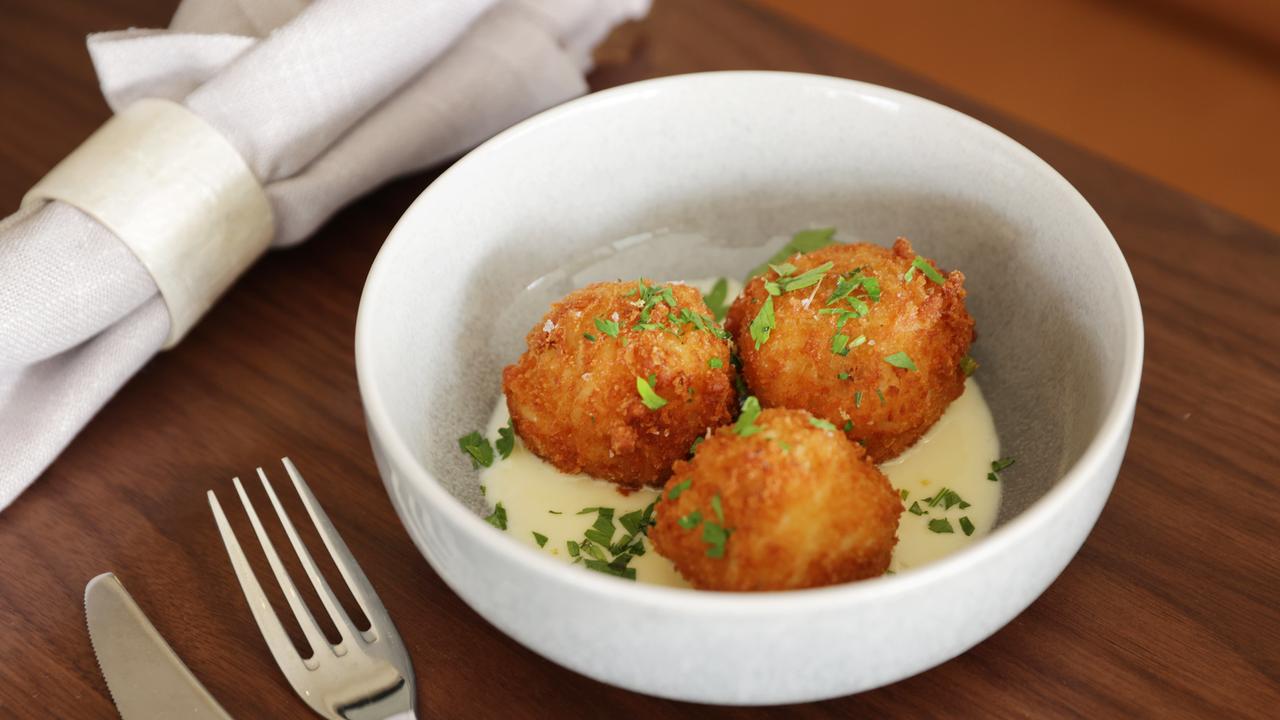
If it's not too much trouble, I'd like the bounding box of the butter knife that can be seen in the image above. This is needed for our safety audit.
[84,573,232,720]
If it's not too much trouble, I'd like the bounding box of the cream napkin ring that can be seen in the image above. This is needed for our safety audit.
[23,99,273,348]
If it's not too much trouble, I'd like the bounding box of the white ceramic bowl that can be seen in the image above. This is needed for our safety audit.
[355,72,1143,705]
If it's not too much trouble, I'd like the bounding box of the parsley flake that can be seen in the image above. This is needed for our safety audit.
[594,317,619,338]
[988,457,1016,482]
[636,375,667,410]
[495,419,515,460]
[960,517,975,536]
[733,396,764,437]
[532,532,548,548]
[960,355,978,377]
[906,256,946,285]
[458,431,494,469]
[832,334,851,356]
[708,357,723,369]
[809,417,837,431]
[843,420,853,432]
[908,501,926,516]
[854,391,863,408]
[749,295,775,349]
[885,351,917,371]
[485,502,507,530]
[702,522,731,558]
[678,510,703,529]
[927,518,954,534]
[711,494,725,522]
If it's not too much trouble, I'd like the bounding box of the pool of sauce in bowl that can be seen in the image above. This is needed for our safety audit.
[480,274,1000,588]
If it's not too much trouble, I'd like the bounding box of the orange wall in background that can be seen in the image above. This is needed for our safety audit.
[749,0,1280,233]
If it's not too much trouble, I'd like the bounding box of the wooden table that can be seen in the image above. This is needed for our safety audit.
[1,1,1276,717]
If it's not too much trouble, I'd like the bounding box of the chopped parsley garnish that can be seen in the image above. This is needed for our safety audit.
[689,437,703,456]
[485,502,507,530]
[495,419,515,460]
[843,420,853,432]
[581,508,619,549]
[708,357,723,369]
[748,227,837,278]
[959,517,975,536]
[854,391,863,408]
[884,351,918,371]
[959,355,978,377]
[567,540,580,557]
[532,532,548,548]
[703,278,731,321]
[764,261,835,296]
[838,372,850,380]
[825,267,881,308]
[678,510,703,529]
[808,417,837,431]
[733,396,763,436]
[710,494,725,522]
[702,522,731,558]
[900,489,910,500]
[628,281,678,323]
[927,518,954,534]
[748,295,775,349]
[584,557,637,580]
[908,501,926,516]
[594,316,619,338]
[458,431,494,469]
[988,457,1016,482]
[875,387,887,405]
[636,374,667,410]
[927,488,967,510]
[904,256,946,285]
[548,510,563,515]
[618,509,646,536]
[833,334,867,355]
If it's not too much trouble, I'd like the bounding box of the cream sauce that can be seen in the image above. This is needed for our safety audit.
[481,376,999,587]
[480,277,1000,587]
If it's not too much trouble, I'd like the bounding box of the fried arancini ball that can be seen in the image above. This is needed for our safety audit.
[650,406,902,591]
[503,280,736,489]
[725,238,974,463]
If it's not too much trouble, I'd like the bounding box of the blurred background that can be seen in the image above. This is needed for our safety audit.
[750,0,1280,234]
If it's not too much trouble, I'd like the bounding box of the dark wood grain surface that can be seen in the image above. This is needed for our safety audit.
[1,1,1277,717]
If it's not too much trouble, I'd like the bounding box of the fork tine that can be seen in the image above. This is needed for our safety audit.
[257,466,360,647]
[229,476,333,661]
[280,457,393,633]
[207,489,309,674]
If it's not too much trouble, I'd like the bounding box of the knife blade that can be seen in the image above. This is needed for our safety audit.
[84,572,232,719]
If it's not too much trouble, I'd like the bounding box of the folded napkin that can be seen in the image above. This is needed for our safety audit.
[0,0,648,510]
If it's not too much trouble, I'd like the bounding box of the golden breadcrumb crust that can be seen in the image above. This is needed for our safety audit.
[726,239,974,463]
[503,281,736,489]
[650,408,902,591]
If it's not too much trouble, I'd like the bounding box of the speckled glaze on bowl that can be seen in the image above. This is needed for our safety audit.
[355,72,1143,705]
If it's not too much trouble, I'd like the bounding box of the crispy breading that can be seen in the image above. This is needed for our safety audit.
[726,238,974,462]
[650,408,901,590]
[503,280,736,489]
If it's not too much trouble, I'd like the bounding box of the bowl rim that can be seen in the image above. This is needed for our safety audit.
[355,70,1144,612]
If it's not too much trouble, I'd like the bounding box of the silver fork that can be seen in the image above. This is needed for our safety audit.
[208,458,416,720]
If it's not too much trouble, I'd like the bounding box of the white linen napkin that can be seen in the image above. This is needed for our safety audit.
[0,0,648,510]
